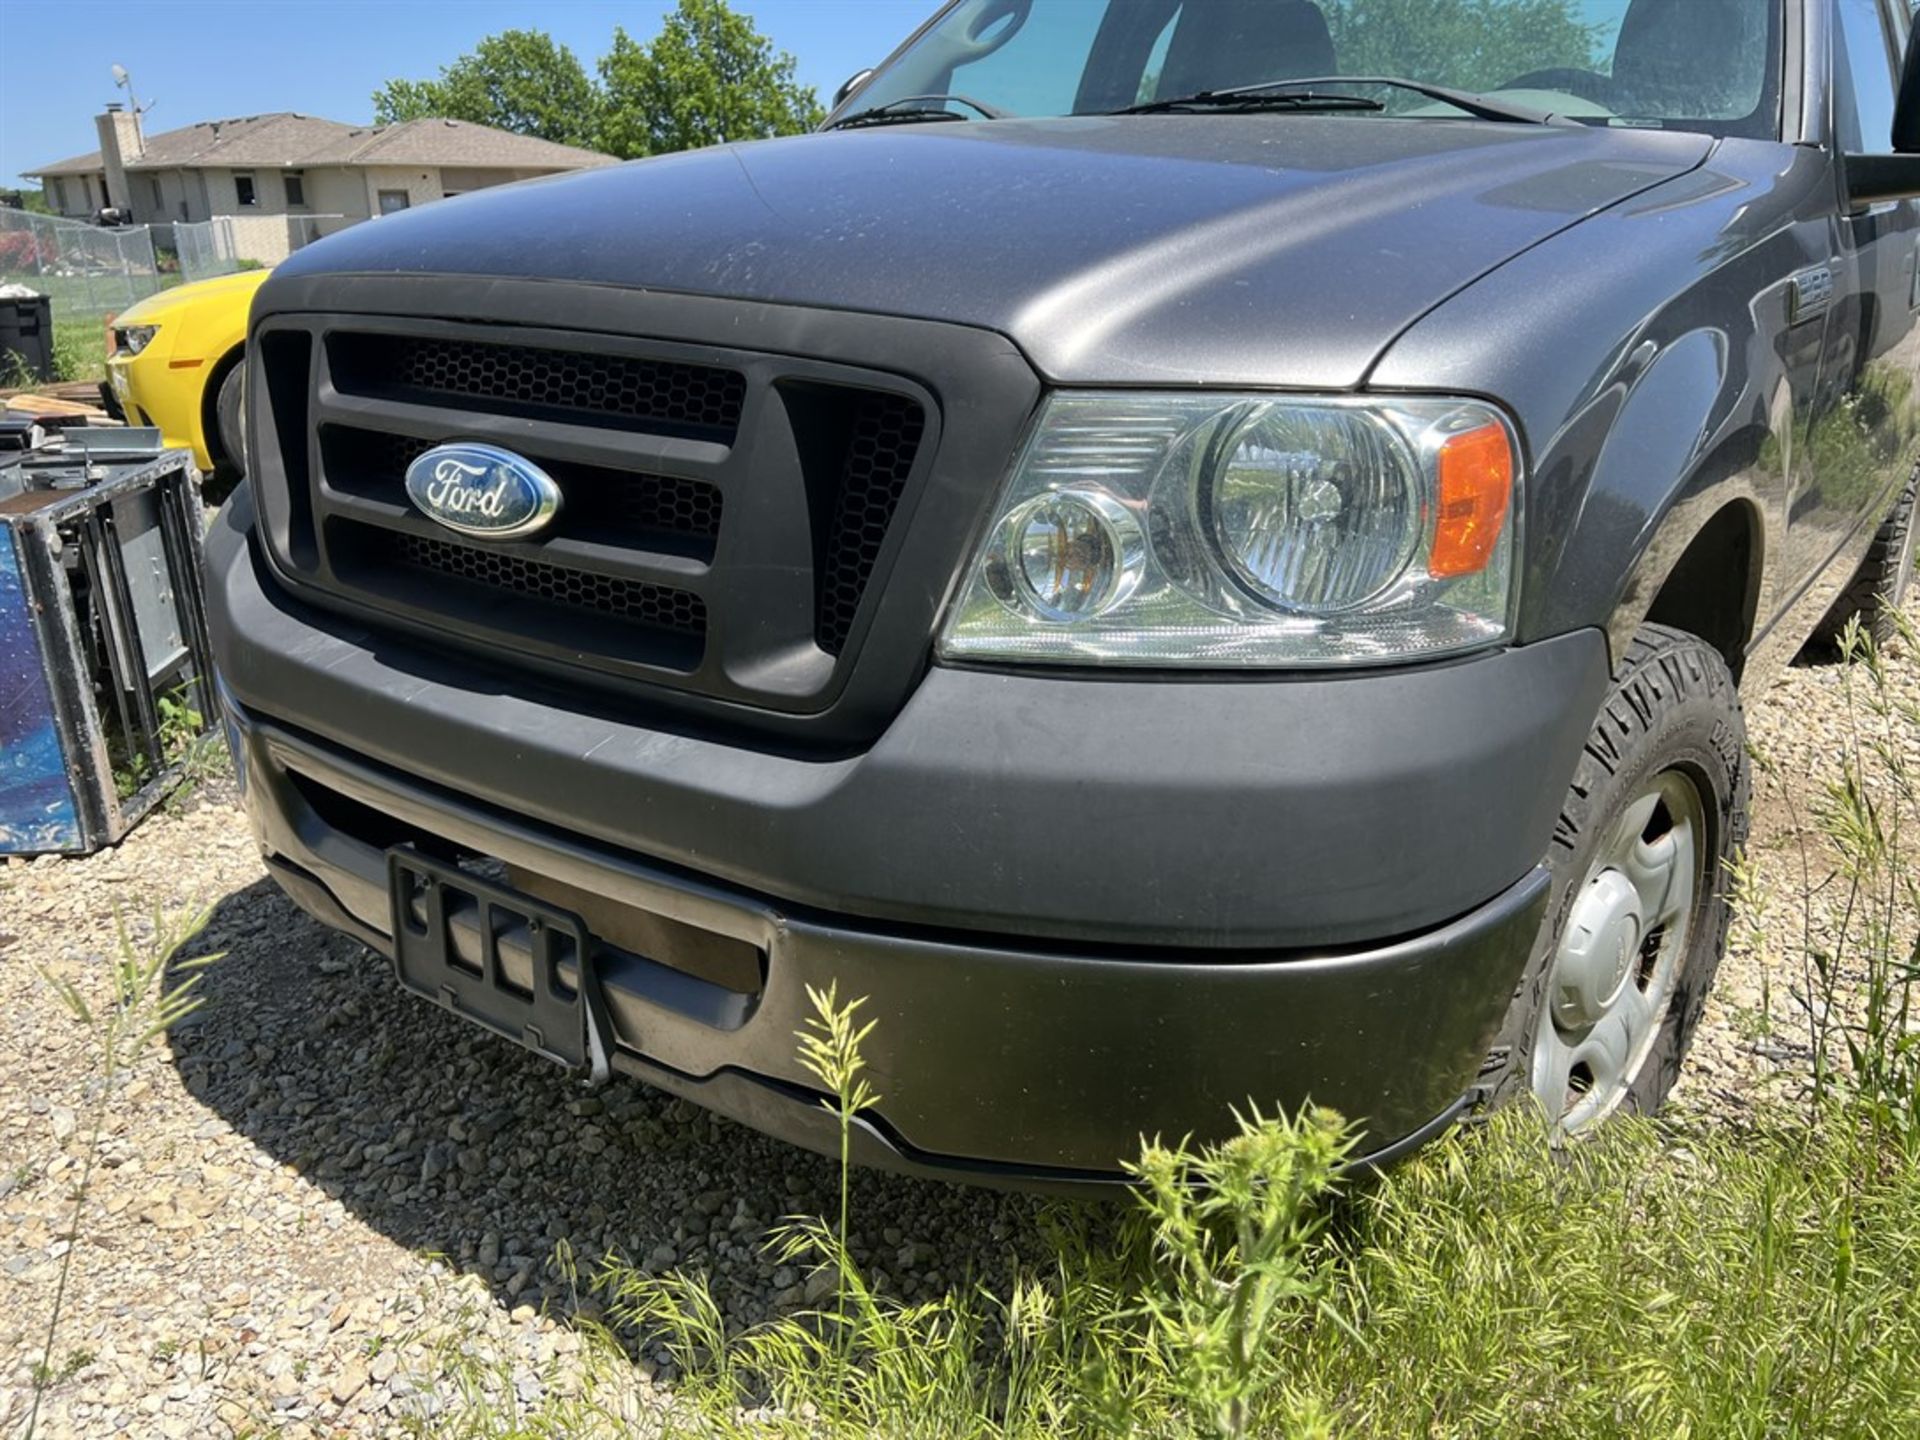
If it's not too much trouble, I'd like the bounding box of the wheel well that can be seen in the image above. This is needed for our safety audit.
[1642,503,1760,680]
[199,343,245,471]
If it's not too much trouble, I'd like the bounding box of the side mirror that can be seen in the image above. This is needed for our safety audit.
[833,68,874,109]
[1848,23,1920,204]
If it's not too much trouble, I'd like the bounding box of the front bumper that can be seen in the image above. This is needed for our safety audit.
[206,493,1608,1182]
[230,699,1549,1186]
[107,346,210,472]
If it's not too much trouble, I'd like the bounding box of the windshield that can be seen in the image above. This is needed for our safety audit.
[840,0,1783,139]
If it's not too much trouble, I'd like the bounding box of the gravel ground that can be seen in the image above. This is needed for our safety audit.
[0,637,1911,1436]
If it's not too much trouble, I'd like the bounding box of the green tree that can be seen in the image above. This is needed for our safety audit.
[370,78,444,126]
[597,0,823,160]
[1321,0,1602,96]
[371,29,603,149]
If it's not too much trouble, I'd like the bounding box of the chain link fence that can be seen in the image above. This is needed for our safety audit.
[0,208,167,318]
[172,217,235,286]
[175,215,342,284]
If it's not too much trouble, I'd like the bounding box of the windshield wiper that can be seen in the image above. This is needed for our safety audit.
[826,93,1011,131]
[1116,75,1565,126]
[1117,90,1384,116]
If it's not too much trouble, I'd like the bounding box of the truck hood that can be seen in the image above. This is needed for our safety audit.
[274,116,1713,387]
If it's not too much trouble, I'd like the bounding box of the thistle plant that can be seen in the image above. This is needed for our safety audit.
[1126,1105,1353,1439]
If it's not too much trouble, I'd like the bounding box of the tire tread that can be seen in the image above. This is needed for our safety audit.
[1815,472,1918,648]
[1483,622,1748,1116]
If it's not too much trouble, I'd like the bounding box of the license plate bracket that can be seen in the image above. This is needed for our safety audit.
[387,847,607,1076]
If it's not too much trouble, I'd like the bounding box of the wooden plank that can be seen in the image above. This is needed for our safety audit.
[0,380,109,407]
[2,395,103,420]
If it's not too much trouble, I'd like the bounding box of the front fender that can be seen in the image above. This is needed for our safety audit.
[1543,328,1773,665]
[166,321,248,474]
[1369,139,1834,669]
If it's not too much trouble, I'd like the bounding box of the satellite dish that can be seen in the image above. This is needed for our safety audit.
[111,63,129,86]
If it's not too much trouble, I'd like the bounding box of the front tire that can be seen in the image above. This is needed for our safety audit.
[213,360,246,484]
[1484,624,1749,1132]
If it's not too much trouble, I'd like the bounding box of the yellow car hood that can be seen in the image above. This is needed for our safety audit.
[116,267,270,326]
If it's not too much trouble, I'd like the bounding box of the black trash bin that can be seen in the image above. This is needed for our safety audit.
[0,292,54,383]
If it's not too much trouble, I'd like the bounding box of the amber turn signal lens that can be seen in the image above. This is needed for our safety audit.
[1430,422,1513,578]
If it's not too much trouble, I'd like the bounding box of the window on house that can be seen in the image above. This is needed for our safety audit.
[46,179,64,211]
[284,170,306,207]
[377,189,410,215]
[234,171,257,207]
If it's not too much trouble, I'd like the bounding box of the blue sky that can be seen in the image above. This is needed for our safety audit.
[0,0,935,189]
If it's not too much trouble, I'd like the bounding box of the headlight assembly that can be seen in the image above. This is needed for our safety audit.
[937,392,1519,668]
[112,324,160,356]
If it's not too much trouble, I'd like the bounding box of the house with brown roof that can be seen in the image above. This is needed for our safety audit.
[27,106,614,238]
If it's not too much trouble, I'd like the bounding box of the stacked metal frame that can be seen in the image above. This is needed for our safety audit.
[0,448,216,855]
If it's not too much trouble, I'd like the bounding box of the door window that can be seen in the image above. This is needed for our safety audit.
[1835,0,1900,152]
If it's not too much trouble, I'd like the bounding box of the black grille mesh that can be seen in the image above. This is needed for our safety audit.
[611,470,724,540]
[385,530,707,635]
[816,393,926,655]
[337,334,746,437]
[352,428,432,478]
[325,427,723,544]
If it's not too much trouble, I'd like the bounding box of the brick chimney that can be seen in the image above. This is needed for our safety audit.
[95,103,145,213]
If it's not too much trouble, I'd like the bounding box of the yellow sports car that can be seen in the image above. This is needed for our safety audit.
[107,268,269,478]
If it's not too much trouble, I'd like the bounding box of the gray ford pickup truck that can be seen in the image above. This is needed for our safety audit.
[206,0,1920,1185]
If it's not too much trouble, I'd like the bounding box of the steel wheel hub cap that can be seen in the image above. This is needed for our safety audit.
[1553,869,1643,1028]
[1533,769,1705,1133]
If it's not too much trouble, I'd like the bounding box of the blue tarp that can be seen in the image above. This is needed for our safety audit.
[0,526,80,853]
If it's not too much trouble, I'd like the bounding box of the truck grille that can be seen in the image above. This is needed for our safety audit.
[383,530,708,634]
[250,314,943,717]
[816,393,926,655]
[330,333,747,441]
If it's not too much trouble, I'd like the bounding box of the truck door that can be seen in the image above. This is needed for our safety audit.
[1808,0,1920,589]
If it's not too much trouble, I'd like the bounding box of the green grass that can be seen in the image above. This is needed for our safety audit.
[1295,1110,1920,1435]
[52,317,106,383]
[382,1103,1919,1440]
[0,314,110,387]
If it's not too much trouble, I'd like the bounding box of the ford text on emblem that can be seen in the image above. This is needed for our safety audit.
[404,443,562,540]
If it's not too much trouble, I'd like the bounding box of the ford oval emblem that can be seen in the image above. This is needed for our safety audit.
[404,443,562,540]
